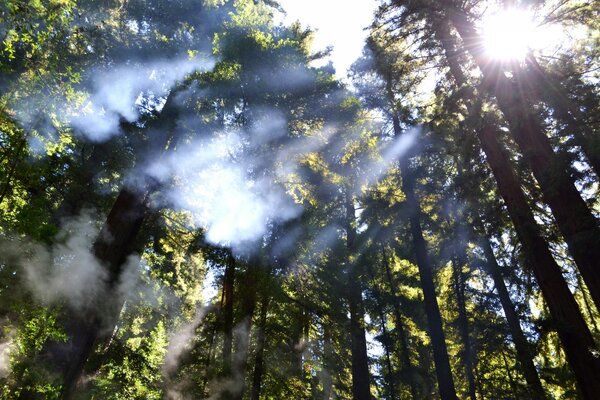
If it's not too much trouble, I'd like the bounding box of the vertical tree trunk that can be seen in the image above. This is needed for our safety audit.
[229,261,258,400]
[61,186,152,399]
[444,3,600,316]
[322,323,334,400]
[39,88,182,399]
[395,116,457,400]
[344,191,372,400]
[365,261,397,400]
[451,254,477,400]
[433,16,600,398]
[250,294,270,400]
[477,229,547,400]
[381,245,419,399]
[223,253,236,375]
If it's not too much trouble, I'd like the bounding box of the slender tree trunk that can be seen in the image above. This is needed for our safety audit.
[477,230,547,400]
[395,117,457,400]
[433,15,600,398]
[229,260,259,400]
[322,323,334,400]
[365,261,397,400]
[250,294,270,400]
[28,88,183,399]
[381,245,419,399]
[223,253,236,375]
[443,3,600,316]
[451,254,477,400]
[344,191,372,400]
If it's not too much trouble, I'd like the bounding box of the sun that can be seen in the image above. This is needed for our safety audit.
[481,8,562,61]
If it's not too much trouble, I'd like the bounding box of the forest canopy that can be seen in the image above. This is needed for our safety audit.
[0,0,599,399]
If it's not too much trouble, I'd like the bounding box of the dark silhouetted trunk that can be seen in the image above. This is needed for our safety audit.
[250,294,270,400]
[381,245,419,399]
[451,253,477,400]
[435,15,600,398]
[395,116,457,400]
[477,230,547,400]
[33,89,183,399]
[61,186,152,399]
[223,253,236,374]
[344,191,372,400]
[365,261,397,400]
[322,323,334,400]
[229,261,258,400]
[444,2,600,318]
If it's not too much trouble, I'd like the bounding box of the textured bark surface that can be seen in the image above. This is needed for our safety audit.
[345,192,372,400]
[479,231,547,400]
[445,4,600,316]
[222,253,236,375]
[395,116,458,400]
[452,254,477,400]
[435,10,600,398]
[250,295,270,400]
[61,187,151,399]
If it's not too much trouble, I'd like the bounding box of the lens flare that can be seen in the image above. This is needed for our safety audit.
[482,8,562,61]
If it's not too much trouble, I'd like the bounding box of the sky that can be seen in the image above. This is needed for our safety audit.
[274,0,379,79]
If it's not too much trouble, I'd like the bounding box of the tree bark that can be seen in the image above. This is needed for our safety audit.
[434,15,600,398]
[61,186,152,399]
[381,245,419,399]
[451,254,477,400]
[365,260,397,400]
[223,253,236,375]
[344,191,372,400]
[228,260,259,400]
[250,294,270,400]
[477,230,547,400]
[395,116,458,400]
[444,3,600,317]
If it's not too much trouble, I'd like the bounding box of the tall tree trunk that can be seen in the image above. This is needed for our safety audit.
[443,3,600,316]
[381,245,419,399]
[365,261,397,400]
[344,191,372,400]
[477,229,547,400]
[451,253,477,400]
[28,88,183,399]
[322,323,334,400]
[433,16,600,398]
[250,294,270,400]
[229,260,259,400]
[61,186,152,399]
[223,253,236,375]
[394,117,457,400]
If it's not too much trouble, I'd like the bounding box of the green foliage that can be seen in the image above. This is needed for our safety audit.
[1,0,599,399]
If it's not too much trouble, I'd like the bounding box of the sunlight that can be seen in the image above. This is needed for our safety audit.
[482,8,563,61]
[275,0,377,78]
